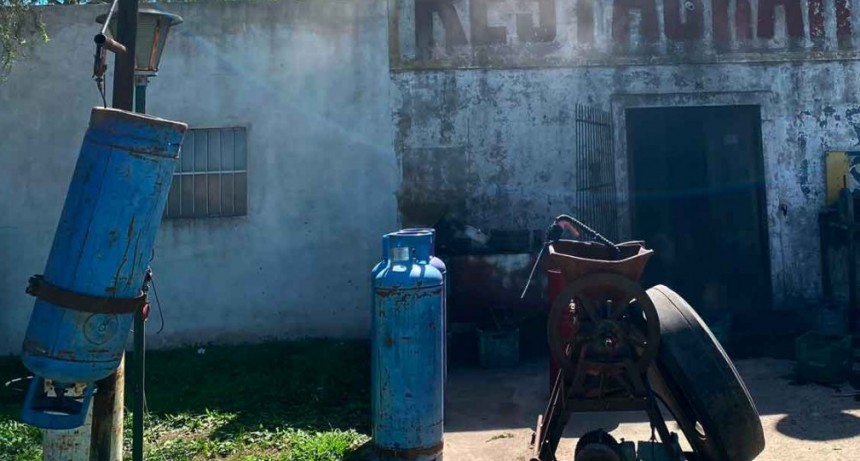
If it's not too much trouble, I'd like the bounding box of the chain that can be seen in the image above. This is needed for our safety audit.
[553,214,619,255]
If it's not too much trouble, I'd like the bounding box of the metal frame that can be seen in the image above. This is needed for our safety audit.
[90,1,139,458]
[531,360,680,461]
[529,271,681,461]
[167,127,248,219]
[575,105,618,242]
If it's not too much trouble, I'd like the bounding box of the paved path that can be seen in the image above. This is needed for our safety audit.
[443,358,860,460]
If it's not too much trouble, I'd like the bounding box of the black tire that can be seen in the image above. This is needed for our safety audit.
[646,285,765,461]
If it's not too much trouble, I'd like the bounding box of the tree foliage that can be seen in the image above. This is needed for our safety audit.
[1,1,49,78]
[2,0,229,77]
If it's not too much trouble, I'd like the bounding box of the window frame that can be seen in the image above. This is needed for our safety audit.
[164,126,249,220]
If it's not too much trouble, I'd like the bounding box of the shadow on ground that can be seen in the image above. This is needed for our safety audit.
[775,412,860,441]
[445,337,860,444]
[733,358,860,442]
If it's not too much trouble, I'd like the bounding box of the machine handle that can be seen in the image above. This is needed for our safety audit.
[521,214,621,299]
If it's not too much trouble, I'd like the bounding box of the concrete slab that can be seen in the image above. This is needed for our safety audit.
[444,358,860,461]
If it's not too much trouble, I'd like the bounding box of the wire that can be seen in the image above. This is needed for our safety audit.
[3,376,32,393]
[520,244,546,299]
[146,248,165,334]
[100,0,120,36]
[150,273,166,335]
[98,81,107,108]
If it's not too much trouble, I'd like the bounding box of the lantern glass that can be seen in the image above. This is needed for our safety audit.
[96,8,184,76]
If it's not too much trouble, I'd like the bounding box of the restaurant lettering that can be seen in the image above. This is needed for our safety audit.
[408,0,854,57]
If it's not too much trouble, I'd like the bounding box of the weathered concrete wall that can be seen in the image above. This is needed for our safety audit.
[2,0,856,357]
[391,0,860,307]
[0,0,398,355]
[394,71,586,230]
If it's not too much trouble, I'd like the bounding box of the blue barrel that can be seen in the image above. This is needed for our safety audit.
[372,232,444,460]
[20,107,187,429]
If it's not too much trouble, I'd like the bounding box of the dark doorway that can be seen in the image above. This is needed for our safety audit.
[626,105,771,320]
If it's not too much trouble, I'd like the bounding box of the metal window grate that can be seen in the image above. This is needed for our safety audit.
[165,127,248,219]
[575,105,617,242]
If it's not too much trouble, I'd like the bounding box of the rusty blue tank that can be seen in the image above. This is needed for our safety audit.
[372,231,444,460]
[399,228,447,385]
[20,107,187,429]
[371,234,391,331]
[372,234,391,280]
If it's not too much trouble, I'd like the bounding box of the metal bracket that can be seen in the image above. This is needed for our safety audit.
[26,274,145,315]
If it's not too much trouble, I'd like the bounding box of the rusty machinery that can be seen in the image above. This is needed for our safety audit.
[524,215,765,461]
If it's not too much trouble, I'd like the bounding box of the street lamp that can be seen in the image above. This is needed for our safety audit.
[96,8,184,113]
[95,8,183,461]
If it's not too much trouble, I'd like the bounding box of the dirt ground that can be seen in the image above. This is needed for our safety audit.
[443,358,860,461]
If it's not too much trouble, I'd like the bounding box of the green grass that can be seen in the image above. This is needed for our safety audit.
[0,340,373,461]
[0,358,39,461]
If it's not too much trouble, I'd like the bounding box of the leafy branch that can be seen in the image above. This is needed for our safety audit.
[1,1,49,79]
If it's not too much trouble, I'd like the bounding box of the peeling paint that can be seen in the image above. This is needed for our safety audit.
[846,106,860,145]
[394,58,860,309]
[798,159,811,197]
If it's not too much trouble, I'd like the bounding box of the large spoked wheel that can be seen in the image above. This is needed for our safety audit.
[548,273,661,376]
[646,285,765,461]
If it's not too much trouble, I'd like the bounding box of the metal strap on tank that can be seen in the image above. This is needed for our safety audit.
[25,274,145,315]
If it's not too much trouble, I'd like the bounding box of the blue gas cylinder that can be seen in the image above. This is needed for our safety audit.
[399,229,448,385]
[20,107,187,429]
[371,234,390,328]
[372,234,391,279]
[372,232,444,460]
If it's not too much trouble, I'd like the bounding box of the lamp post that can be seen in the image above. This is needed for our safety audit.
[33,5,184,461]
[93,7,183,461]
[97,7,184,114]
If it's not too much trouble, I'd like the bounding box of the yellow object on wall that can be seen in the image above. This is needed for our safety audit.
[825,151,860,207]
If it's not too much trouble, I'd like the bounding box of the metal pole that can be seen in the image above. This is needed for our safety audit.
[132,305,145,461]
[42,388,93,460]
[132,78,147,461]
[135,79,146,114]
[90,357,125,461]
[111,0,137,111]
[92,0,138,458]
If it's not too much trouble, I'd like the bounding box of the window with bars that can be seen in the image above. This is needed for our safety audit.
[165,127,248,219]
